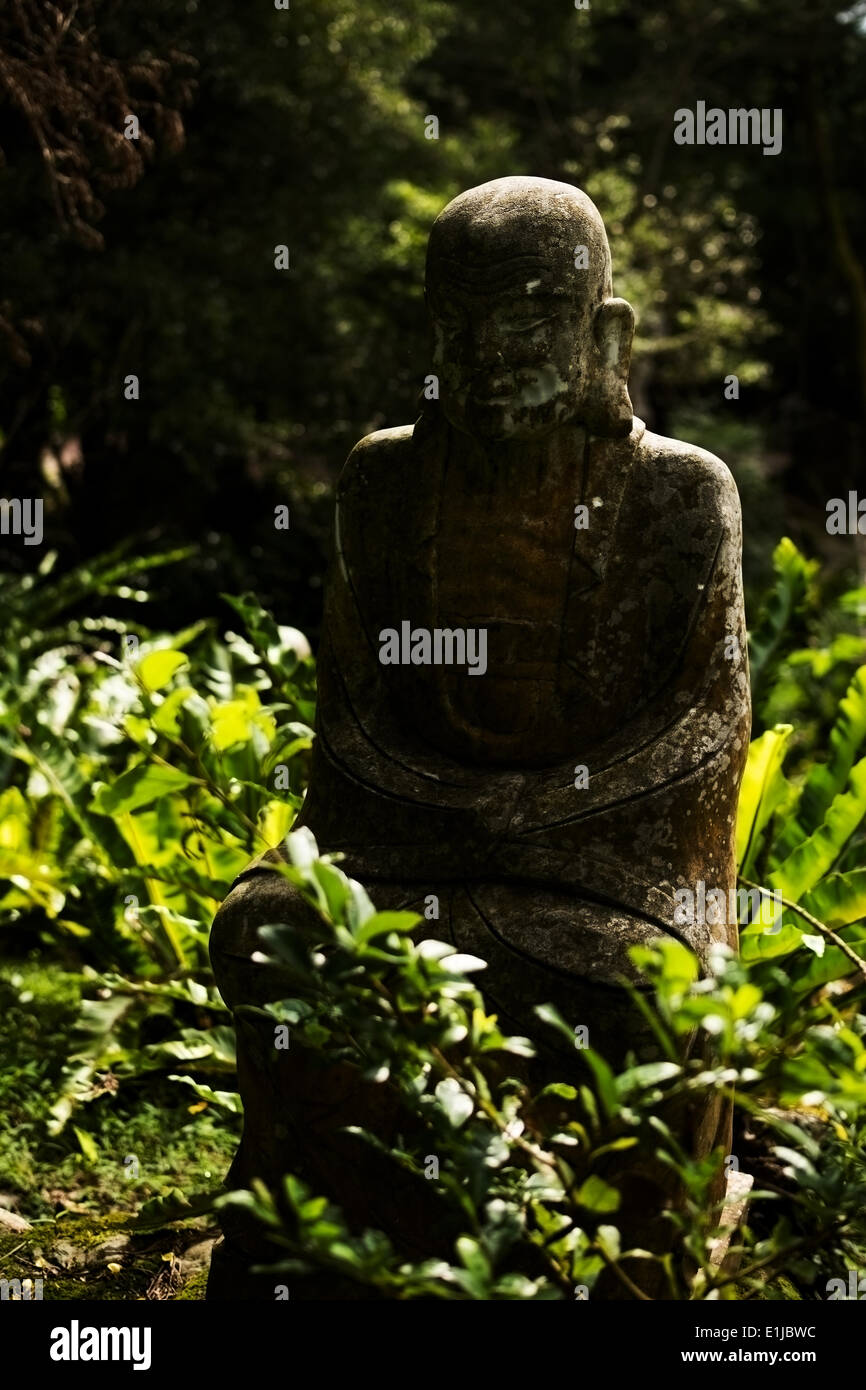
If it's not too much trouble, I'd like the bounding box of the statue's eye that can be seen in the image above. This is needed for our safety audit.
[502,310,557,333]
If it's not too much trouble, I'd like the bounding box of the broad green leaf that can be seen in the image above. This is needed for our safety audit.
[740,912,803,962]
[168,1075,243,1113]
[150,1026,236,1070]
[537,1082,578,1101]
[137,649,188,693]
[576,1174,620,1214]
[76,993,134,1036]
[438,952,487,974]
[499,1035,535,1057]
[525,1172,566,1202]
[581,1049,620,1119]
[285,826,318,871]
[799,667,866,833]
[257,798,294,849]
[791,925,866,995]
[137,1188,219,1230]
[0,851,66,916]
[0,787,29,851]
[12,730,108,849]
[491,1274,555,1299]
[72,1125,99,1164]
[748,539,818,701]
[434,1077,474,1128]
[772,758,866,901]
[456,1235,491,1294]
[534,1001,578,1046]
[151,685,196,737]
[417,938,458,961]
[596,1225,621,1261]
[731,983,763,1018]
[616,1060,680,1094]
[782,869,866,990]
[311,858,352,924]
[355,910,421,945]
[91,763,198,815]
[210,688,275,751]
[736,725,794,877]
[802,868,866,930]
[345,877,376,931]
[630,937,699,994]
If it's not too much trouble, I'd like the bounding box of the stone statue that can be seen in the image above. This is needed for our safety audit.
[208,176,751,1299]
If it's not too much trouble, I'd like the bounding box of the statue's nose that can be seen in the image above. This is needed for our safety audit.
[462,319,504,366]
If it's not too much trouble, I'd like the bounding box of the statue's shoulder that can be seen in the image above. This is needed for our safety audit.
[338,424,416,501]
[635,426,740,518]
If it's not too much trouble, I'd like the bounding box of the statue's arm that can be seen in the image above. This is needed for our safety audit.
[297,427,525,851]
[506,450,750,836]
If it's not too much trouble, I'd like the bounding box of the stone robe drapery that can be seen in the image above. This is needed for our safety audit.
[287,411,750,1056]
[208,410,751,1300]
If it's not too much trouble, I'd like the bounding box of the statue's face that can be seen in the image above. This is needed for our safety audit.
[427,257,592,442]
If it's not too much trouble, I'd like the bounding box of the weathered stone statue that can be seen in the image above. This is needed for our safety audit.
[208,176,751,1299]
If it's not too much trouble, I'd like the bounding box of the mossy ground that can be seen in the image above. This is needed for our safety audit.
[0,951,239,1301]
[0,1211,221,1300]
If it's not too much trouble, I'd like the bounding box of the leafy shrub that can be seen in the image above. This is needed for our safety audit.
[0,547,313,1137]
[222,825,866,1300]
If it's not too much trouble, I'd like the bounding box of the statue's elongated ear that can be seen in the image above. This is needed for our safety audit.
[584,297,635,437]
[594,297,635,377]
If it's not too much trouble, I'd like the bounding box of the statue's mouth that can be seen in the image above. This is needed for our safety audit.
[465,374,514,405]
[463,366,562,409]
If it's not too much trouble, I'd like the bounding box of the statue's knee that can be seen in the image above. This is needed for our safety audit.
[210,870,313,1009]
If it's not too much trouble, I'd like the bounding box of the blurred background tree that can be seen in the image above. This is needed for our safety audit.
[1,0,864,635]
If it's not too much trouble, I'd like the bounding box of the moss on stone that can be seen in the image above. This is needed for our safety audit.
[0,1211,214,1300]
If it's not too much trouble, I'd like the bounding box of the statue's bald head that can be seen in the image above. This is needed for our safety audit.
[428,176,613,304]
[425,176,634,442]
